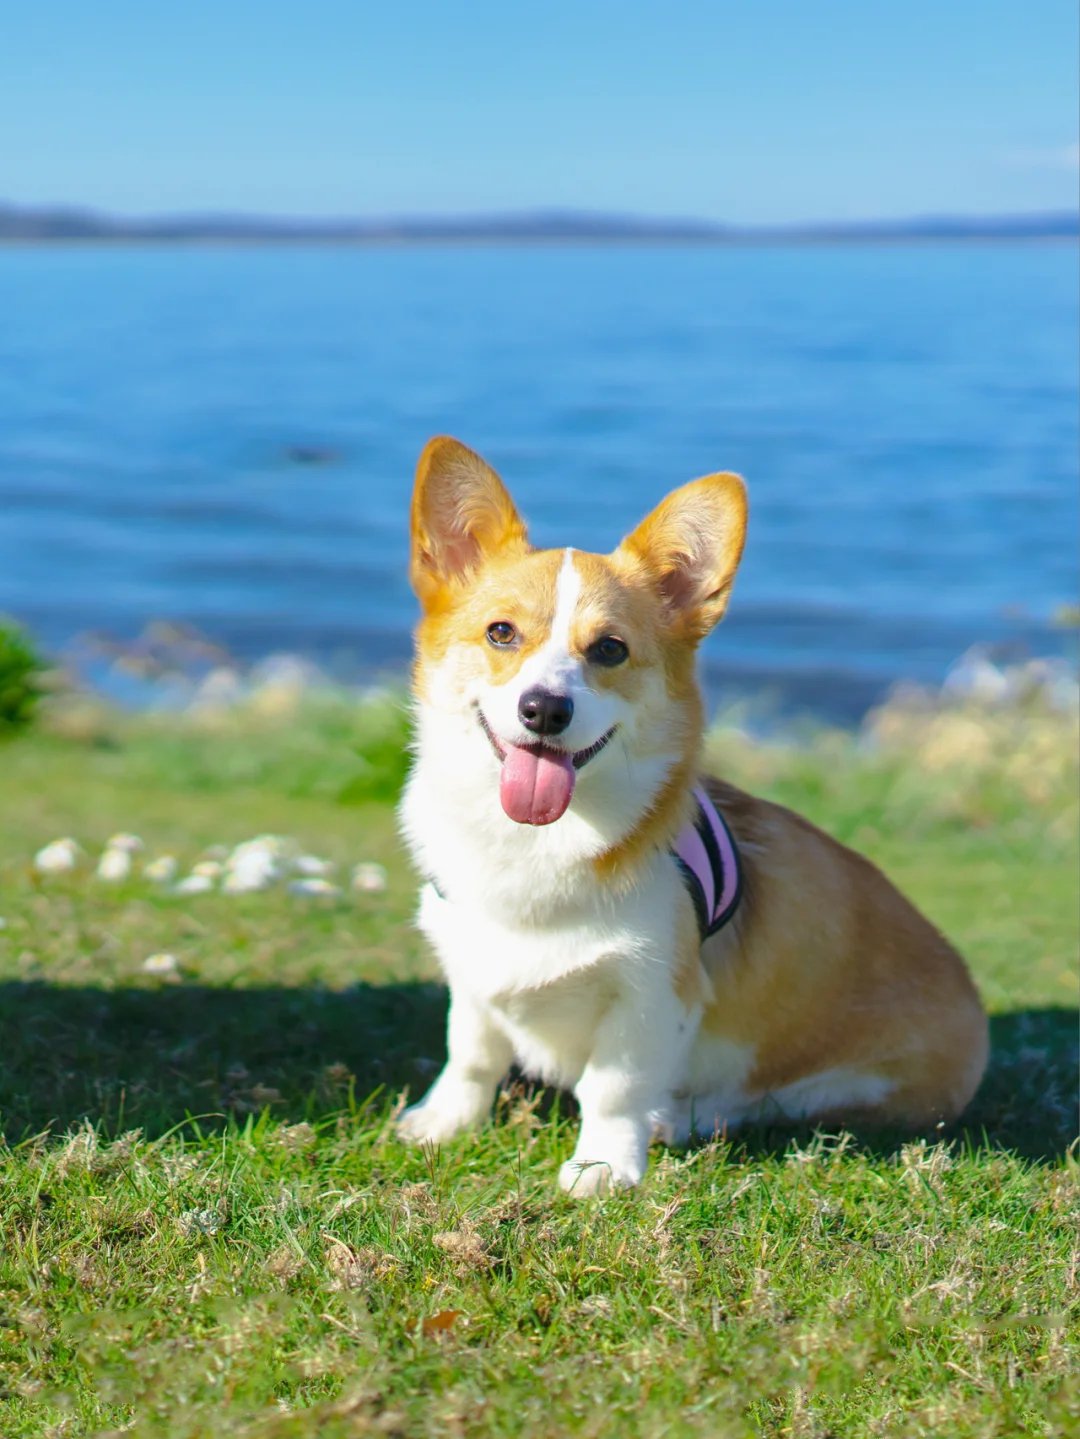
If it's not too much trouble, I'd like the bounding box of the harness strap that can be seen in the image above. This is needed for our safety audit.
[672,785,743,939]
[429,784,743,942]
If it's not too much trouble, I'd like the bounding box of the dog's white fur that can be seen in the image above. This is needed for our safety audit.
[399,548,686,1193]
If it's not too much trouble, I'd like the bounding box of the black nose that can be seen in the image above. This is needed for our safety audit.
[518,687,574,736]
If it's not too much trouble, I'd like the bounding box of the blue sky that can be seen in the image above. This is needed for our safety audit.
[3,1,1078,222]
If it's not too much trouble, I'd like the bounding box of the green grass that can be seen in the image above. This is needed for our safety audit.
[0,690,1077,1437]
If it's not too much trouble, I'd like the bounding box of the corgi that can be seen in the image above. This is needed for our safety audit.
[397,436,988,1195]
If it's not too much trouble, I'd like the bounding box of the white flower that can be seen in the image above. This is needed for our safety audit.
[351,862,388,894]
[288,877,341,898]
[222,838,284,893]
[143,855,179,883]
[192,859,224,879]
[34,838,82,874]
[142,952,179,976]
[223,857,278,892]
[223,871,270,894]
[96,847,132,882]
[175,873,215,896]
[294,855,334,877]
[106,832,144,853]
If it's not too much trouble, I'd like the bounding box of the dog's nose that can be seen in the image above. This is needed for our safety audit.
[518,687,574,736]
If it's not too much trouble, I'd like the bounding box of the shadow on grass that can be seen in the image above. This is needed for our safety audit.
[0,979,449,1142]
[1,983,1076,1164]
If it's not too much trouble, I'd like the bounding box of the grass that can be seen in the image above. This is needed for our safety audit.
[0,686,1076,1437]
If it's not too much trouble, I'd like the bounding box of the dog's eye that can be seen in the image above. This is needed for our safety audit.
[587,636,629,667]
[486,621,518,648]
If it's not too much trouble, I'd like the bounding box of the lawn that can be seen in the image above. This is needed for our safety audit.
[0,686,1076,1437]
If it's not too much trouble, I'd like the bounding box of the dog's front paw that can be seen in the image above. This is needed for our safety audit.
[396,1101,476,1146]
[558,1154,645,1197]
[395,1083,491,1146]
[396,1103,466,1146]
[559,1118,649,1196]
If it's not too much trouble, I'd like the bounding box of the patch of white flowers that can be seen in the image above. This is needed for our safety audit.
[31,832,388,902]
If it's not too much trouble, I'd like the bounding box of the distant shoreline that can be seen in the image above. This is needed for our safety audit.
[1,202,1076,246]
[2,233,1078,250]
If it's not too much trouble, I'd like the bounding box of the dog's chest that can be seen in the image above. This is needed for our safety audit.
[415,854,684,1084]
[416,877,658,997]
[416,881,626,1079]
[494,967,620,1087]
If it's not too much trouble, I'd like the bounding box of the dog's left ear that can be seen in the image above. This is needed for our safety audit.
[615,472,748,640]
[410,436,529,607]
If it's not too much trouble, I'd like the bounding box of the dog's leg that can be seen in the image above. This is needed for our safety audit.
[559,984,693,1196]
[397,989,512,1146]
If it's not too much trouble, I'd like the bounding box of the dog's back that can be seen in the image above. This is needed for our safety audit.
[680,778,989,1136]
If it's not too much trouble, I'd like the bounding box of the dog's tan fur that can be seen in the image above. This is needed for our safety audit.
[696,777,988,1124]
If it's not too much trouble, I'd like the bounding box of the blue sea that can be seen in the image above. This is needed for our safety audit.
[1,242,1076,721]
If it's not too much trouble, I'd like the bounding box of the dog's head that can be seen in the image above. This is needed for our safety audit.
[409,437,747,830]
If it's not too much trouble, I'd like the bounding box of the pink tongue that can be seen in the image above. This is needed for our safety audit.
[499,743,576,825]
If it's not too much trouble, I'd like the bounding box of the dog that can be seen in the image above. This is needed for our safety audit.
[397,436,988,1194]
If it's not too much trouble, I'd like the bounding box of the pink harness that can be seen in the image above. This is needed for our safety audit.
[672,785,743,939]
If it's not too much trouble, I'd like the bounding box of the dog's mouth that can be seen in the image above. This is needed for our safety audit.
[478,709,617,826]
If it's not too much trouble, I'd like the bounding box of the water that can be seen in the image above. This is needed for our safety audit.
[1,242,1076,721]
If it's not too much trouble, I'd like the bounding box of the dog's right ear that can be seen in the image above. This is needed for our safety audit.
[410,437,529,607]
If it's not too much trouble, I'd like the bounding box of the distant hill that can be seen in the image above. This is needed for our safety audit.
[0,202,1076,244]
